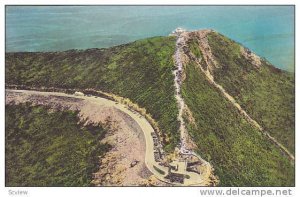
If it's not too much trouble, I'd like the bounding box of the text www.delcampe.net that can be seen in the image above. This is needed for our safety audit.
[199,188,293,197]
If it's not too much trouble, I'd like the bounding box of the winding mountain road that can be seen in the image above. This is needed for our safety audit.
[6,89,209,186]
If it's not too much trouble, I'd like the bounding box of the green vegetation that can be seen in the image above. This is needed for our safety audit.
[181,62,294,186]
[187,38,202,59]
[207,32,295,154]
[153,165,165,175]
[5,36,179,151]
[5,103,110,186]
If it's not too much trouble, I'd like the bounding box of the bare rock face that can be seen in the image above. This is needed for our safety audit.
[240,46,262,68]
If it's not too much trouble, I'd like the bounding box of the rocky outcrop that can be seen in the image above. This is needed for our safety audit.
[240,46,262,68]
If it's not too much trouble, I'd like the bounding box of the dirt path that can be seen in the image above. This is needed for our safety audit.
[173,31,190,152]
[172,29,217,186]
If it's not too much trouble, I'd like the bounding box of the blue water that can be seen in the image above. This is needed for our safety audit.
[6,6,294,71]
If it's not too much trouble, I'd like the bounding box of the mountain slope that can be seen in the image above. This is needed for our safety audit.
[206,32,295,154]
[179,29,294,186]
[5,31,295,186]
[181,61,294,186]
[5,36,179,152]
